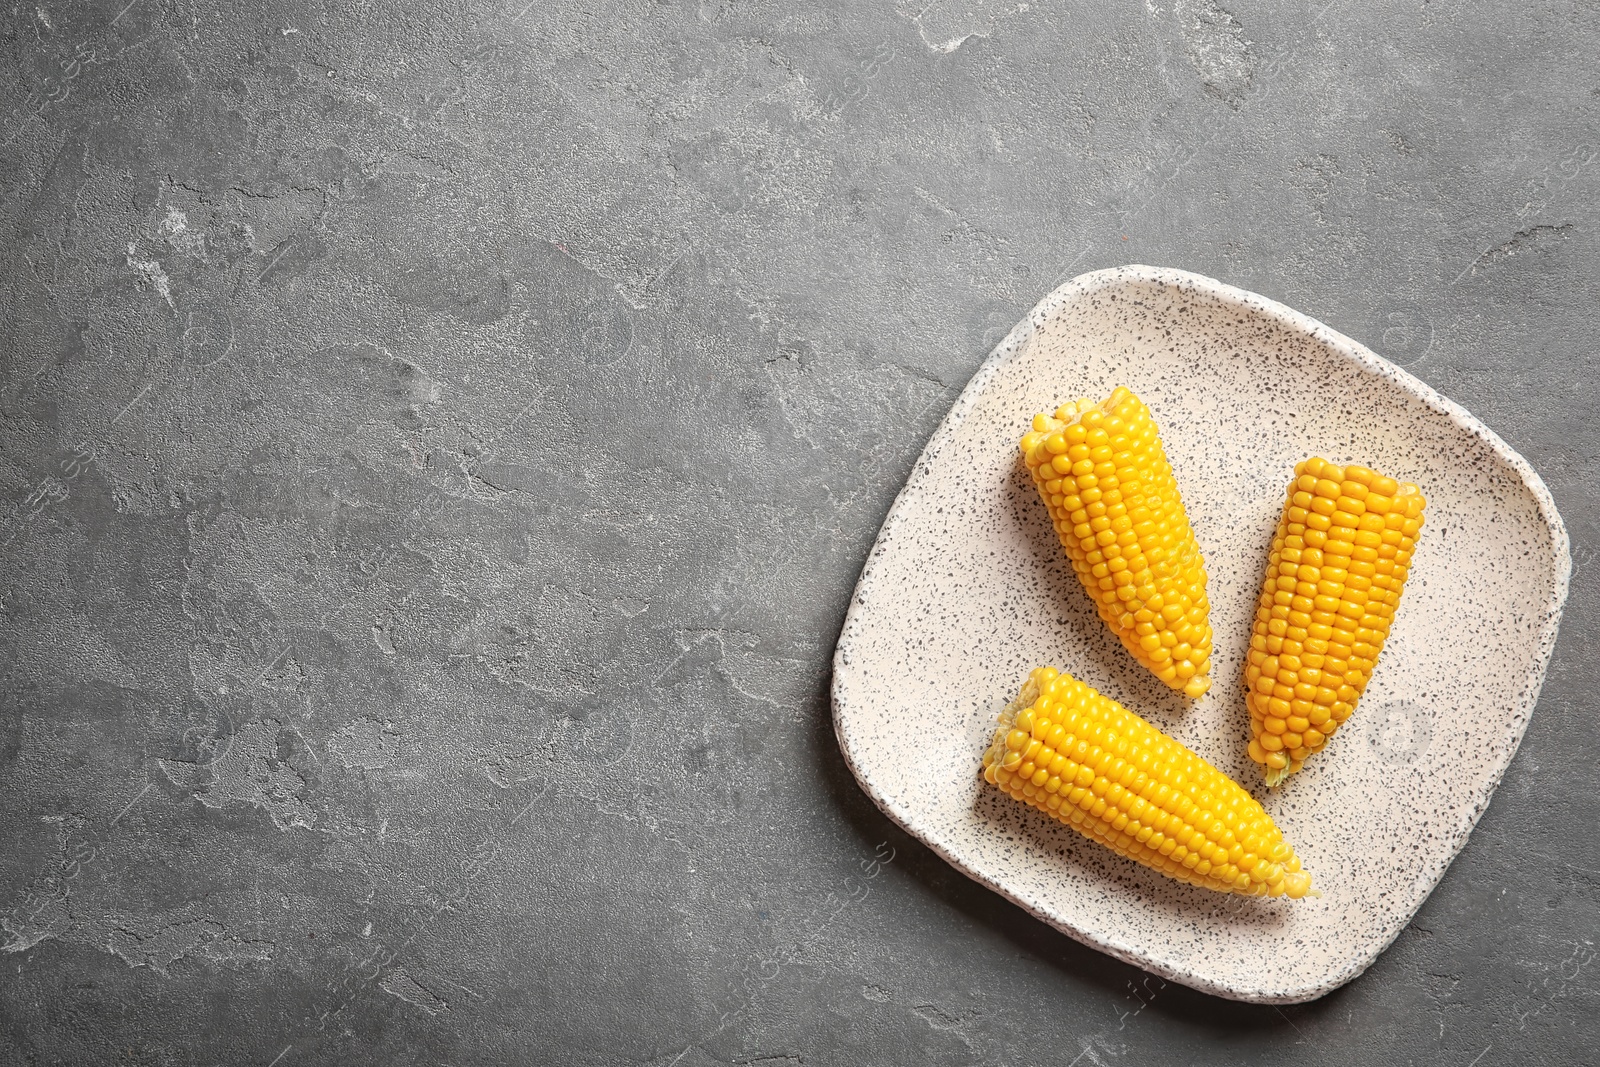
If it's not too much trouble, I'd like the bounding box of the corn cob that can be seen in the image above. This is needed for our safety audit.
[1020,387,1213,697]
[982,667,1312,898]
[1246,458,1426,786]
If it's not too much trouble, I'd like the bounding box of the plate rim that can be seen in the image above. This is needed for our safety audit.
[830,263,1572,1003]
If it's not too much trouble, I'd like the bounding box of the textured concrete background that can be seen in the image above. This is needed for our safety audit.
[2,0,1597,1064]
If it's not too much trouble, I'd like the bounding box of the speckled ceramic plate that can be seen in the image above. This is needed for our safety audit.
[832,265,1569,1003]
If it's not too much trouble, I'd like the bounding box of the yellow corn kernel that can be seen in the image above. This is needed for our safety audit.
[982,667,1313,898]
[1019,388,1213,697]
[1245,459,1425,787]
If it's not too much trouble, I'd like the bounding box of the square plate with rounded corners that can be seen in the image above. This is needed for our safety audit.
[832,265,1569,1003]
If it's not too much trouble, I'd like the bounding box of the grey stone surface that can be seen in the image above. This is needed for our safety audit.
[0,0,1595,1063]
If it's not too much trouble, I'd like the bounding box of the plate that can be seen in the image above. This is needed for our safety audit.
[831,265,1570,1003]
